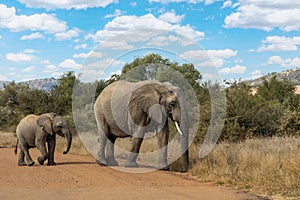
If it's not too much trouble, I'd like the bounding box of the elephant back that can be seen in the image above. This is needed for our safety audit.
[94,80,161,136]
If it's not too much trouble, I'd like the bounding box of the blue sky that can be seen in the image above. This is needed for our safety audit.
[0,0,300,82]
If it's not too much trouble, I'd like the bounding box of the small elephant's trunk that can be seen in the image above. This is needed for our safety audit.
[63,128,72,154]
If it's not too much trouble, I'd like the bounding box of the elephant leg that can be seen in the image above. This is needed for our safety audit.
[19,137,35,166]
[106,134,118,166]
[96,130,108,166]
[125,137,144,168]
[156,124,169,171]
[47,135,56,166]
[17,149,26,166]
[36,139,49,165]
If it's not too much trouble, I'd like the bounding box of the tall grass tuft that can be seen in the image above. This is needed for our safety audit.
[190,137,300,198]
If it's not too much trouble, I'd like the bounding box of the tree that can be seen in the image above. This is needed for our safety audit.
[50,71,76,115]
[257,76,295,103]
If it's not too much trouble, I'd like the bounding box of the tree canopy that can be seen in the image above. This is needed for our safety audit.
[0,54,299,141]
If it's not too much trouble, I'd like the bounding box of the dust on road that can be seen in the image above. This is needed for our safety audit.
[0,148,263,200]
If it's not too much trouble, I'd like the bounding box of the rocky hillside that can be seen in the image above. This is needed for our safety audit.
[247,68,300,86]
[0,78,58,91]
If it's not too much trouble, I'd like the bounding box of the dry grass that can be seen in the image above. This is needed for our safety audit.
[189,137,300,199]
[0,131,17,148]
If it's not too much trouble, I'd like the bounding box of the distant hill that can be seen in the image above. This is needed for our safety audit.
[0,78,58,91]
[247,68,300,86]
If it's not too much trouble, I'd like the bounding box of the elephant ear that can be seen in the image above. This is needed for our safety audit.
[37,114,54,135]
[148,104,165,124]
[133,84,168,124]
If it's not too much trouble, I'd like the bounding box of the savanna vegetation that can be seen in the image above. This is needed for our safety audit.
[0,53,299,199]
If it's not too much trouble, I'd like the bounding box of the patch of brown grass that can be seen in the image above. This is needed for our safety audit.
[0,131,17,148]
[189,137,300,199]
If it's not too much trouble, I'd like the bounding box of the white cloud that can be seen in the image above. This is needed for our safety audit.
[101,40,134,50]
[148,0,220,5]
[181,49,237,67]
[41,59,50,65]
[89,14,205,43]
[0,4,67,33]
[43,64,57,73]
[251,70,263,79]
[87,58,124,69]
[21,32,44,40]
[21,66,35,72]
[159,10,185,24]
[74,43,87,50]
[73,51,103,59]
[268,56,300,68]
[55,28,80,41]
[221,0,232,9]
[268,56,284,65]
[79,58,125,82]
[6,52,34,62]
[147,36,171,46]
[18,0,118,10]
[224,0,300,31]
[24,49,37,54]
[257,36,300,52]
[0,35,2,39]
[219,64,246,74]
[58,59,82,70]
[105,9,125,19]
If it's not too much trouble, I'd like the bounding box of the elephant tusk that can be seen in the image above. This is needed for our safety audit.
[175,121,183,136]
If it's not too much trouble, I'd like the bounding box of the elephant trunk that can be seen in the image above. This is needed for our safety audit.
[177,93,189,172]
[62,128,72,154]
[180,109,189,172]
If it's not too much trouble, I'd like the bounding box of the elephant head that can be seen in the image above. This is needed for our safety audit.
[37,113,72,154]
[163,83,189,172]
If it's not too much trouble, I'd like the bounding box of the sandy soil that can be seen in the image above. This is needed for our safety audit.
[0,148,265,200]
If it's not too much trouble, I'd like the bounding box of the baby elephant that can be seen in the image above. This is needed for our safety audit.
[14,113,72,166]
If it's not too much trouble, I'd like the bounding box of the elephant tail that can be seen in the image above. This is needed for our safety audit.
[14,138,18,155]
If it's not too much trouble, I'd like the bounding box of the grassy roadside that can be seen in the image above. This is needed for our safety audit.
[189,137,300,199]
[1,131,299,199]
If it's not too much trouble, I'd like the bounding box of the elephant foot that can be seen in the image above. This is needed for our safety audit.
[180,168,188,173]
[107,157,119,166]
[125,160,138,168]
[38,157,46,165]
[27,161,35,166]
[18,161,27,166]
[96,159,107,166]
[47,161,56,166]
[156,165,170,171]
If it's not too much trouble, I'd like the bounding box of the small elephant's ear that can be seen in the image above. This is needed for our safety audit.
[37,115,53,135]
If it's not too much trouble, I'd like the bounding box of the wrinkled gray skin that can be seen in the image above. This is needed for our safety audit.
[15,113,72,166]
[94,80,189,172]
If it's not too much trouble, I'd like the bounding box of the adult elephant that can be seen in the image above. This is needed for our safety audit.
[14,113,72,166]
[94,80,189,172]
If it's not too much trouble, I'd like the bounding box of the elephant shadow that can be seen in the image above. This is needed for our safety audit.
[56,161,95,166]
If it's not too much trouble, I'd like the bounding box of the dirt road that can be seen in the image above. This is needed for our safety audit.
[0,148,264,200]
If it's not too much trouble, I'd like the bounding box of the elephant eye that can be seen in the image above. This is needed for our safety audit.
[169,101,176,107]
